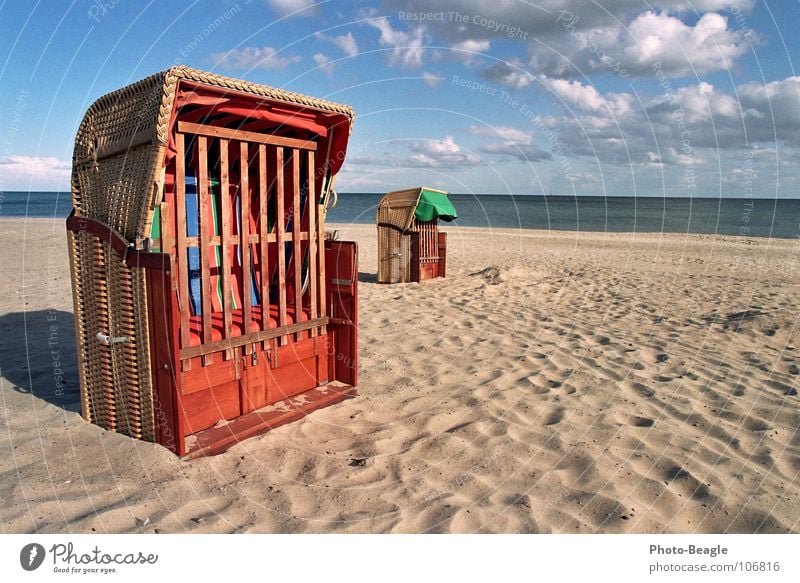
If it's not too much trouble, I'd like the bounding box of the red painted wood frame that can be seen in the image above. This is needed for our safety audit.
[410,228,447,282]
[142,122,358,457]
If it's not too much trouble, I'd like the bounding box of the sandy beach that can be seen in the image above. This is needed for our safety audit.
[1,217,798,534]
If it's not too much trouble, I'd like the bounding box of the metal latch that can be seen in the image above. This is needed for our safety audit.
[96,332,130,345]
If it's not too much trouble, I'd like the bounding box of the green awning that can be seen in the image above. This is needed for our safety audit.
[414,189,457,222]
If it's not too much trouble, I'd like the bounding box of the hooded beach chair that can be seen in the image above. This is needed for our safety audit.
[376,187,457,283]
[67,67,358,457]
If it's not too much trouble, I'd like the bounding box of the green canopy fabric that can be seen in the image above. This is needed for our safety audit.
[414,189,457,222]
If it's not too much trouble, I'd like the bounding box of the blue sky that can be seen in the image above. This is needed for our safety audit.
[1,0,798,197]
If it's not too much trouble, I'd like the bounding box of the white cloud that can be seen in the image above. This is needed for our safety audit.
[533,75,800,167]
[480,59,534,89]
[469,125,533,144]
[468,125,551,161]
[385,0,754,39]
[626,11,753,76]
[422,72,443,88]
[366,17,427,68]
[645,147,703,167]
[738,76,800,139]
[530,10,755,78]
[451,39,490,53]
[480,142,551,162]
[450,39,490,65]
[346,136,482,169]
[0,155,70,189]
[384,1,755,78]
[313,53,334,75]
[212,46,301,70]
[648,82,741,125]
[265,0,316,17]
[409,135,482,167]
[539,77,632,116]
[317,31,359,57]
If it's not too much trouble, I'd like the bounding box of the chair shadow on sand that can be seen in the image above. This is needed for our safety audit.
[0,309,81,412]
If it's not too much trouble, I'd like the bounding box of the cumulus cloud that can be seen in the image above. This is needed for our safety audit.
[624,11,753,76]
[469,125,551,161]
[422,71,444,88]
[366,17,428,68]
[265,0,316,17]
[450,39,490,65]
[313,53,334,75]
[317,31,359,57]
[469,125,533,144]
[533,75,800,167]
[737,76,800,139]
[212,46,301,70]
[385,0,754,39]
[539,76,632,116]
[480,59,534,89]
[384,0,755,35]
[0,155,71,188]
[382,1,755,78]
[408,135,482,167]
[346,136,482,169]
[480,142,551,162]
[531,11,756,78]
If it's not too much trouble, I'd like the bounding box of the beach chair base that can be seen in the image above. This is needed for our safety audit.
[183,382,357,459]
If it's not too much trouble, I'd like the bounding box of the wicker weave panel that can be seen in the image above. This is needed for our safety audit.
[71,230,155,441]
[377,225,412,283]
[376,188,421,232]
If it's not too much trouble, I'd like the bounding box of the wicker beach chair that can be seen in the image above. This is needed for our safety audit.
[376,187,457,283]
[67,66,358,457]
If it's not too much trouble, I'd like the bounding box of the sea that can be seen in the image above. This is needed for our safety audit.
[2,191,798,239]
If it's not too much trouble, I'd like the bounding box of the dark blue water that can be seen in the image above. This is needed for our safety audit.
[2,191,798,239]
[329,193,800,239]
[0,191,73,219]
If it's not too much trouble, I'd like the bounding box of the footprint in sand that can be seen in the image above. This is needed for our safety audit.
[631,416,655,428]
[624,380,655,398]
[543,407,565,426]
[765,379,797,396]
[662,466,712,501]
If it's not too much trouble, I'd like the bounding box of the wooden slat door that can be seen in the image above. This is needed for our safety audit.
[171,121,331,433]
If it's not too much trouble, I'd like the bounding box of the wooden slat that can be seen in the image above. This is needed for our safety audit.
[317,202,327,335]
[174,133,191,370]
[178,317,330,360]
[177,121,317,152]
[275,147,288,344]
[197,136,213,365]
[240,141,252,346]
[258,144,269,348]
[292,150,302,341]
[185,233,306,247]
[158,201,171,252]
[307,150,317,337]
[219,139,233,360]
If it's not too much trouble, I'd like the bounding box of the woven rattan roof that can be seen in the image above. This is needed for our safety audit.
[376,187,447,231]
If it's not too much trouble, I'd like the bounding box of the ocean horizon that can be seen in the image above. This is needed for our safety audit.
[2,191,798,239]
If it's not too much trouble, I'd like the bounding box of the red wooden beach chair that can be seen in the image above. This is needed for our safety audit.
[66,67,358,457]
